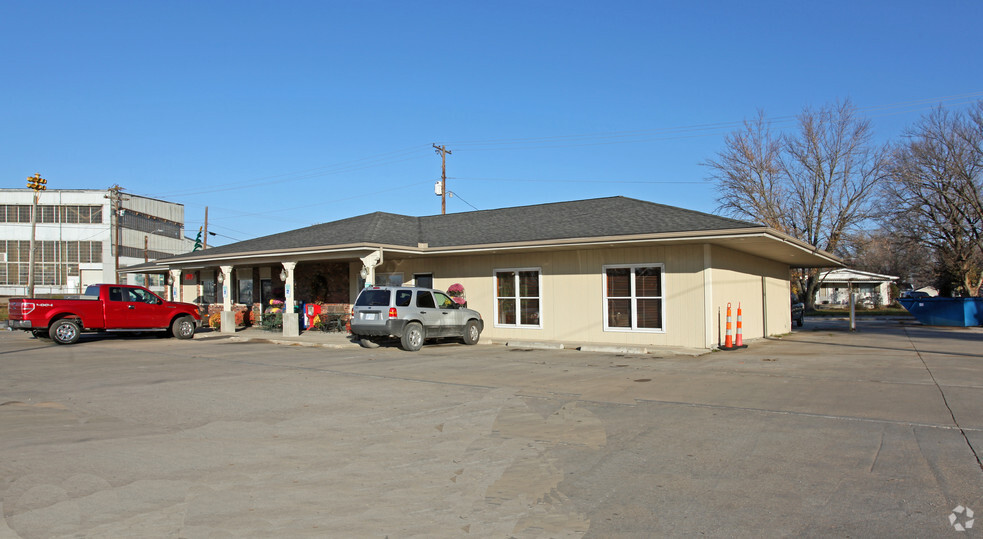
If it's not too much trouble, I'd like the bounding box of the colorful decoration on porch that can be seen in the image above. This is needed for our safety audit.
[447,283,467,307]
[266,299,284,314]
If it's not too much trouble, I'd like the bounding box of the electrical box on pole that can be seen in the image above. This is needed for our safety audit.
[432,144,451,214]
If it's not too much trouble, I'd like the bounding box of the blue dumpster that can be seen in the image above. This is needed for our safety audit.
[897,297,983,327]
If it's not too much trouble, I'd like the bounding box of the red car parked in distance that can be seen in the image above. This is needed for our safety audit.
[6,284,201,345]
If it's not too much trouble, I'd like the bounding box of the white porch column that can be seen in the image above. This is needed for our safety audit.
[281,261,299,337]
[359,249,383,287]
[168,270,181,302]
[220,265,235,334]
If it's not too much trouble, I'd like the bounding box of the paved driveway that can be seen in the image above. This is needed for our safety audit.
[1,319,981,537]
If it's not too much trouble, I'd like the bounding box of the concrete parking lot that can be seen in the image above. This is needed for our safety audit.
[1,319,982,537]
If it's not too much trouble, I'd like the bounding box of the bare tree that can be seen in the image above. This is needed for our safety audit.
[707,111,789,230]
[705,100,890,309]
[885,102,983,296]
[839,228,934,291]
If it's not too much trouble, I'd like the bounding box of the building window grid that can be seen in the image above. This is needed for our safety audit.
[603,263,666,333]
[0,205,104,224]
[0,240,103,286]
[494,268,542,328]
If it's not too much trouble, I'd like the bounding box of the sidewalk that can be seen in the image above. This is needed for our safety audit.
[193,326,359,349]
[191,326,708,357]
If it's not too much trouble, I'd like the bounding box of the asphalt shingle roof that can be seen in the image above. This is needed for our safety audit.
[167,196,760,260]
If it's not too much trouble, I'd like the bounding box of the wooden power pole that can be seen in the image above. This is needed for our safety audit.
[106,185,127,284]
[433,144,452,215]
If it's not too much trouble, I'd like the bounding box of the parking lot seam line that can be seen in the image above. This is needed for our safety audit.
[904,326,983,475]
[632,397,983,432]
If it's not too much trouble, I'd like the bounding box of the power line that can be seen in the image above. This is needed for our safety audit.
[183,180,434,225]
[448,176,708,185]
[439,91,983,151]
[144,145,430,199]
[447,191,479,211]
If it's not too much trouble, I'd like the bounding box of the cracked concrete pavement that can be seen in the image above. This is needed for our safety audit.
[1,318,981,537]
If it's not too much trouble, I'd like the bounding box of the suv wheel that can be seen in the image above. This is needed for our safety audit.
[358,337,381,349]
[462,320,480,345]
[400,322,424,352]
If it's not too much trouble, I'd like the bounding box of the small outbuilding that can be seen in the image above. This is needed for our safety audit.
[136,197,841,350]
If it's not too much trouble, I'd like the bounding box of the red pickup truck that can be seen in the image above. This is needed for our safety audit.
[6,284,201,345]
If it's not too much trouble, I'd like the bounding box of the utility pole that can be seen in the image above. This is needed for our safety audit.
[433,144,452,215]
[144,235,151,288]
[203,206,209,249]
[25,173,47,298]
[106,185,127,284]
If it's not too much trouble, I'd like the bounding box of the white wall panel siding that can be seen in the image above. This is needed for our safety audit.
[125,195,186,224]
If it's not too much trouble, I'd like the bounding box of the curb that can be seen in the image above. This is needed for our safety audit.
[579,345,649,355]
[505,341,565,350]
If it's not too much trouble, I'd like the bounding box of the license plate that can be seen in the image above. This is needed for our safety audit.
[363,313,377,320]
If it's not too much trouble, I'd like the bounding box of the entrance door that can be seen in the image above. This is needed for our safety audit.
[260,279,272,310]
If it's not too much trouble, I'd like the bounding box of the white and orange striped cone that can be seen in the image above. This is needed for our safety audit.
[734,303,747,349]
[720,302,748,351]
[722,303,733,349]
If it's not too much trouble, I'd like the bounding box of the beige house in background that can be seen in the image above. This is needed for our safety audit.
[133,197,841,350]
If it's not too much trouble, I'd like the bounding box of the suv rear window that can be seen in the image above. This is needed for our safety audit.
[395,290,413,307]
[356,289,391,307]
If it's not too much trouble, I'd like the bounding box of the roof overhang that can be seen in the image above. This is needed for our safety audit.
[144,227,841,270]
[416,227,843,268]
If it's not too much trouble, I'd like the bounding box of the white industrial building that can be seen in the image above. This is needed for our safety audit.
[1,189,193,297]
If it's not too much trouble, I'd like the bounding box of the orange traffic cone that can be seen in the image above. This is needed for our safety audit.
[722,303,733,349]
[735,303,744,348]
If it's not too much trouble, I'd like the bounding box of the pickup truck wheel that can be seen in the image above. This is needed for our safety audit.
[171,316,196,339]
[400,322,424,352]
[49,319,81,345]
[462,320,480,345]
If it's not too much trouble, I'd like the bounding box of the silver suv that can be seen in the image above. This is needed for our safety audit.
[350,286,484,351]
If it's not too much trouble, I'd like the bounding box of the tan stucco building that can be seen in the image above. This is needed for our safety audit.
[133,197,841,350]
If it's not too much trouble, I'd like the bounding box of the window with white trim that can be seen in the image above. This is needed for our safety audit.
[494,268,541,328]
[603,264,664,332]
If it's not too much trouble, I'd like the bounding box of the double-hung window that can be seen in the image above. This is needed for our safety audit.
[494,268,541,328]
[603,264,664,332]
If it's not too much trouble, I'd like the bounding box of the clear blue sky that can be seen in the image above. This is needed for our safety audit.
[3,1,981,246]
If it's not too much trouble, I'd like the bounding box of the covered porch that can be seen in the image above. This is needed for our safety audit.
[123,248,387,337]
